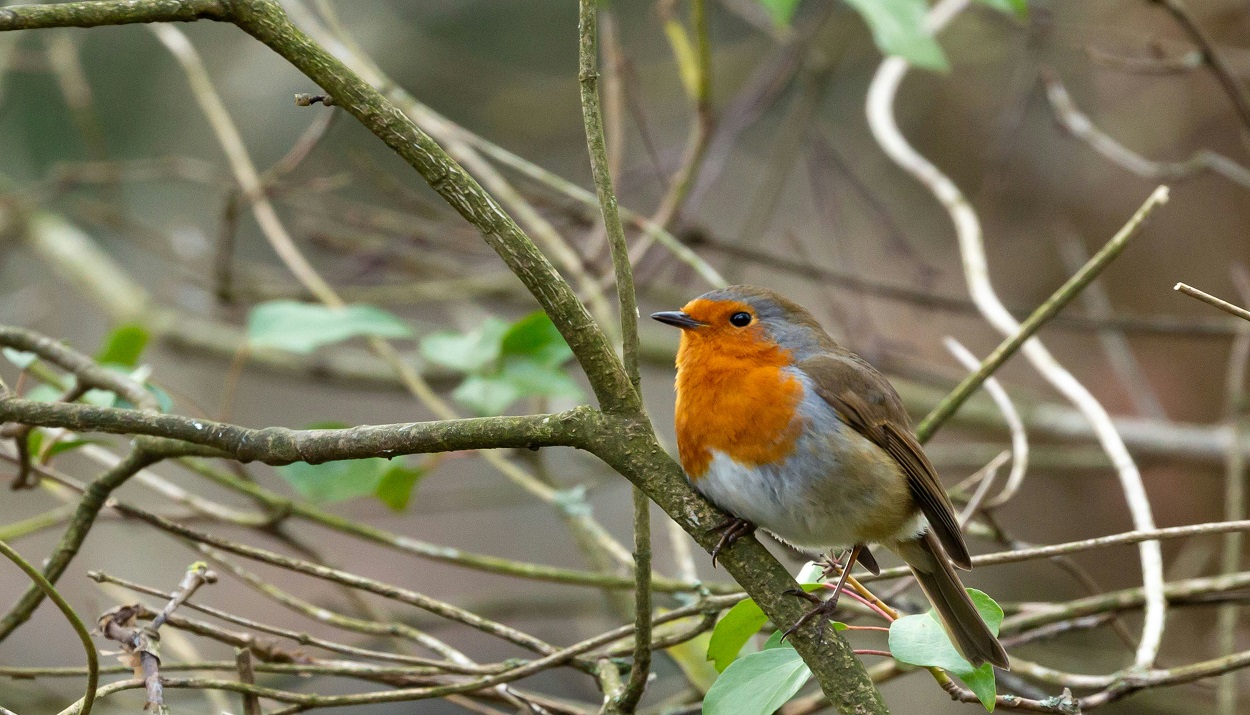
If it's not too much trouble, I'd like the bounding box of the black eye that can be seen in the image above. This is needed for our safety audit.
[729,312,752,327]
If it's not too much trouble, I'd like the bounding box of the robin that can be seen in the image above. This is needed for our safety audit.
[652,285,1009,669]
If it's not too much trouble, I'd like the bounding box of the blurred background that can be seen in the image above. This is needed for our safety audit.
[1,0,1249,713]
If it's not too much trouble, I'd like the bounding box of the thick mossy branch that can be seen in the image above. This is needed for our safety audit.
[0,399,594,464]
[0,0,227,29]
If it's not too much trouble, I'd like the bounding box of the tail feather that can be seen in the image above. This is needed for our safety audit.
[893,533,1010,670]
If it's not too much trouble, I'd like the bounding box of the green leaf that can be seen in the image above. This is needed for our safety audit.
[430,312,581,415]
[27,432,105,460]
[755,0,801,27]
[453,374,525,416]
[375,462,424,512]
[276,458,390,503]
[25,429,42,457]
[45,438,104,459]
[888,589,1003,711]
[81,389,117,408]
[499,359,582,398]
[247,301,412,354]
[707,598,770,673]
[24,384,60,402]
[973,0,1027,17]
[420,318,509,374]
[451,361,583,416]
[963,662,998,711]
[2,348,37,370]
[96,324,149,367]
[703,646,811,715]
[843,0,949,71]
[145,384,175,413]
[707,584,824,672]
[499,312,573,367]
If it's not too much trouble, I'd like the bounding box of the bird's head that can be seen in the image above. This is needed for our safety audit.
[651,285,836,365]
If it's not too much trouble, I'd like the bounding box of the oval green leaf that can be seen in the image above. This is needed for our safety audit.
[96,324,150,367]
[706,584,825,672]
[888,589,1003,711]
[277,458,390,503]
[247,301,412,354]
[703,646,811,715]
[843,0,949,71]
[420,318,509,374]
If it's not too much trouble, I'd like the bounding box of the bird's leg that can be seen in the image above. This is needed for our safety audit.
[783,544,864,642]
[708,516,756,567]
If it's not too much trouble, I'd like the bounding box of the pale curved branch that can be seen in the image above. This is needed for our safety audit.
[867,0,1167,669]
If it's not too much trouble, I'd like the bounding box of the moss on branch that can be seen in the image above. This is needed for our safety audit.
[0,0,227,30]
[0,399,595,464]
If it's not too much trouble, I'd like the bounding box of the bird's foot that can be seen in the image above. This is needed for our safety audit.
[708,517,756,567]
[818,544,880,580]
[785,543,868,641]
[781,589,844,642]
[817,551,847,582]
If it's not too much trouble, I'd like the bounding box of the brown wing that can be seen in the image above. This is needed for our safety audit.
[801,353,972,570]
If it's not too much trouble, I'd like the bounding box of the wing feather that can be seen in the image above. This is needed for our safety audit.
[800,354,972,569]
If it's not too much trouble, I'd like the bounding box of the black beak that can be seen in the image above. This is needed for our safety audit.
[650,311,705,329]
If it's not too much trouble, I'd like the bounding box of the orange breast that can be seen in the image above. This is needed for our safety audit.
[674,337,805,479]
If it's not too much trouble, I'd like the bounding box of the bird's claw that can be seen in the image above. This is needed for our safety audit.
[708,517,756,567]
[781,590,843,643]
[817,553,844,582]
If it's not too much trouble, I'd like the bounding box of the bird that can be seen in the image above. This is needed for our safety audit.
[651,285,1009,669]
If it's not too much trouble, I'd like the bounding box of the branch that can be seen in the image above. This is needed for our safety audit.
[0,398,594,463]
[914,186,1170,441]
[866,0,1169,667]
[0,448,158,640]
[0,326,156,410]
[862,521,1250,583]
[1176,283,1250,322]
[0,539,97,715]
[0,0,227,28]
[1146,0,1250,133]
[578,3,649,710]
[1041,68,1250,189]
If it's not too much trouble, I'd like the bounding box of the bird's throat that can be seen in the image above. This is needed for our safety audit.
[674,343,805,480]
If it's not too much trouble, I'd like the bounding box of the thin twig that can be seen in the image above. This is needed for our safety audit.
[914,187,1169,441]
[1147,0,1250,134]
[1176,283,1250,322]
[1041,67,1250,189]
[943,338,1028,508]
[235,648,261,715]
[862,520,1250,582]
[0,539,97,715]
[578,7,649,707]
